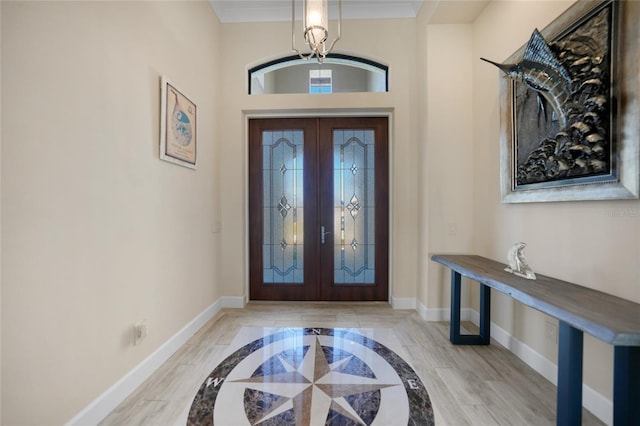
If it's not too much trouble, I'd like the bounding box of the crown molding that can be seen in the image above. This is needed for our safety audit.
[209,0,425,23]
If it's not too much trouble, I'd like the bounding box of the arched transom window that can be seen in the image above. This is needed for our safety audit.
[248,54,388,95]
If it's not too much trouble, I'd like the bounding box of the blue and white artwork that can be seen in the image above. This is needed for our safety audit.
[160,76,197,169]
[170,90,193,147]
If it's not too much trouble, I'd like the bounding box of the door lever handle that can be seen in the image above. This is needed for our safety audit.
[321,226,331,244]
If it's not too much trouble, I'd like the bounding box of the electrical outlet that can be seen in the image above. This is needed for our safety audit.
[447,222,457,236]
[134,320,149,345]
[545,320,558,344]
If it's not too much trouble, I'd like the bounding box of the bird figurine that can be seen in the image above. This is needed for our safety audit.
[505,242,536,280]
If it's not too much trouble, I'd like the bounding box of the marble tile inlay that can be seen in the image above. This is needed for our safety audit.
[187,327,434,426]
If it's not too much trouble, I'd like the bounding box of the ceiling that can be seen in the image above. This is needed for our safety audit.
[209,0,490,24]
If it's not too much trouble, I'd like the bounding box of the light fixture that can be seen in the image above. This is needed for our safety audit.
[292,0,341,63]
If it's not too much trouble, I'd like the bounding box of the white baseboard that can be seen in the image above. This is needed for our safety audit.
[391,299,474,321]
[416,300,429,320]
[416,300,472,322]
[66,296,245,426]
[583,384,613,426]
[220,295,246,309]
[467,310,613,425]
[390,296,416,310]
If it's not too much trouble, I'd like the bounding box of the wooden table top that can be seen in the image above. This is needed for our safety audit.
[431,254,640,346]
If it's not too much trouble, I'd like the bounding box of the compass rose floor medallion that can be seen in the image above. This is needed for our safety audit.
[187,327,434,425]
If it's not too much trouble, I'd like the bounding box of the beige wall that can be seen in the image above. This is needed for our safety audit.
[1,1,221,424]
[471,0,640,405]
[217,18,420,301]
[416,0,478,314]
[423,22,476,312]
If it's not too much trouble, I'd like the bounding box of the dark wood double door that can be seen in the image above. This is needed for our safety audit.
[249,117,389,301]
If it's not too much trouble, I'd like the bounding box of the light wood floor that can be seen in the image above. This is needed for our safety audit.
[100,302,604,425]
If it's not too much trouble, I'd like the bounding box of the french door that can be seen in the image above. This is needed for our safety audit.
[248,117,388,301]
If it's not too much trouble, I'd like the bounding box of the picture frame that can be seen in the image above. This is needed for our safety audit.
[498,0,639,203]
[160,76,197,169]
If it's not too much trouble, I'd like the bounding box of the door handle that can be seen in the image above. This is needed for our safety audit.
[321,226,331,244]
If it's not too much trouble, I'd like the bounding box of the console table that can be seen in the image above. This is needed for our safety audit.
[430,254,640,426]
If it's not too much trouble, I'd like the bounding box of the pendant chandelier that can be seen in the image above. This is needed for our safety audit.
[292,0,342,63]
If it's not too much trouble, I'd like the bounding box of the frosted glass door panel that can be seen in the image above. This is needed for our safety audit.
[262,130,304,283]
[333,130,375,284]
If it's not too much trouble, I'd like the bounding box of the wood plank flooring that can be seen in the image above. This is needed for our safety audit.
[100,302,604,425]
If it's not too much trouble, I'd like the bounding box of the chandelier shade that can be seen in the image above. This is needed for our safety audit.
[292,0,341,63]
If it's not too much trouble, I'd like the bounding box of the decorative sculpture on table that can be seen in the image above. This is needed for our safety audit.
[505,242,536,280]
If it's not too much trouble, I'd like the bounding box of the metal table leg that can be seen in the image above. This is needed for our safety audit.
[557,321,583,426]
[449,271,490,345]
[613,346,640,425]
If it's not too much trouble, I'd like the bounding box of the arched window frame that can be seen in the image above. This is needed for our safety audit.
[248,54,389,95]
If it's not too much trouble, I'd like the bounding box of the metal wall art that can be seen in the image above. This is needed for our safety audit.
[160,76,197,169]
[485,0,639,203]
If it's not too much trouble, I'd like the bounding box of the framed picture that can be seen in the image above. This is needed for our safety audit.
[160,76,197,169]
[496,0,639,202]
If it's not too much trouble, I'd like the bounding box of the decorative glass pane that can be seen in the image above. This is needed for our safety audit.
[263,130,304,283]
[309,69,332,94]
[333,130,375,284]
